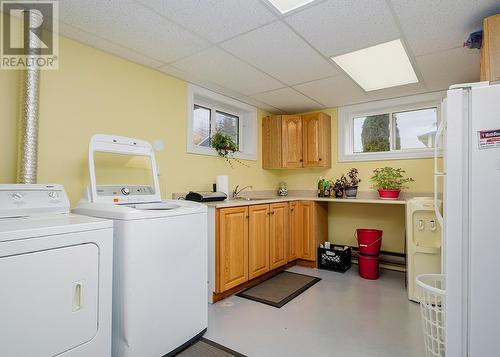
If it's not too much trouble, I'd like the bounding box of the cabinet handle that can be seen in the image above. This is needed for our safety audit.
[271,211,275,215]
[246,215,249,219]
[290,208,294,211]
[299,159,303,162]
[319,158,322,161]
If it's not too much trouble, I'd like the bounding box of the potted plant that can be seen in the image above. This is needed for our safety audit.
[333,175,347,198]
[210,131,248,168]
[345,168,361,198]
[371,167,414,199]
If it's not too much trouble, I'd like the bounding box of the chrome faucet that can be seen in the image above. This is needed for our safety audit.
[232,185,253,198]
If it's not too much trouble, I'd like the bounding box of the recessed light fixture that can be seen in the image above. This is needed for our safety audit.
[267,0,316,14]
[331,39,418,91]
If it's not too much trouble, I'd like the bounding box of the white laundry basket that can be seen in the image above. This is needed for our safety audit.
[416,274,446,357]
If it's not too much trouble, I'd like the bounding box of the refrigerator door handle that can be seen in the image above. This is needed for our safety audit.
[434,116,446,227]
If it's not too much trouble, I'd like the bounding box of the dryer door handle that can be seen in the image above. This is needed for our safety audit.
[72,281,83,311]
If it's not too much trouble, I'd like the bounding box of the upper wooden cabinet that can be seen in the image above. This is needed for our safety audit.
[282,115,303,168]
[302,113,331,168]
[262,112,331,169]
[480,14,500,82]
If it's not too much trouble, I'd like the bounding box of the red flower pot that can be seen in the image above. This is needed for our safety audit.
[377,189,401,200]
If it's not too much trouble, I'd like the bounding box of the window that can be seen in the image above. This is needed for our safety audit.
[339,92,444,161]
[187,85,257,160]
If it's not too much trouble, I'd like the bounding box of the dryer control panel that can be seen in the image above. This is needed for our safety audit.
[0,184,70,218]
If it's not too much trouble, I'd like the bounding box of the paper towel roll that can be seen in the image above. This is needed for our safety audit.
[216,175,229,196]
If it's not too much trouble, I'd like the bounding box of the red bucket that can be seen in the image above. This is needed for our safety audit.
[356,229,383,256]
[358,253,380,280]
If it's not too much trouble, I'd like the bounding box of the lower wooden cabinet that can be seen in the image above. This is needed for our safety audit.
[299,201,314,260]
[248,205,270,279]
[217,206,249,292]
[298,201,328,262]
[216,201,327,293]
[269,202,289,270]
[288,202,300,261]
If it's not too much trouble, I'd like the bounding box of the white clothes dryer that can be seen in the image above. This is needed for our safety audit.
[0,184,113,357]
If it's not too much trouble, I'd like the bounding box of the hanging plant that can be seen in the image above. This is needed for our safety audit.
[211,131,249,168]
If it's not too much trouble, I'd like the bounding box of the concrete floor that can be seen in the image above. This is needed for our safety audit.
[206,265,425,357]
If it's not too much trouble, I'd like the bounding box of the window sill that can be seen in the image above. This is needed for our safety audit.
[339,149,441,162]
[187,145,257,161]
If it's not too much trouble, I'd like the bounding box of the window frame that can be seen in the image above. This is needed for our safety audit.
[187,84,257,161]
[338,92,445,162]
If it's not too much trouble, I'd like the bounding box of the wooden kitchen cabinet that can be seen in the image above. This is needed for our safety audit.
[302,113,331,168]
[269,202,289,270]
[282,115,303,168]
[262,112,331,169]
[248,205,270,280]
[217,207,249,292]
[480,14,500,82]
[298,201,328,262]
[215,201,328,295]
[287,202,300,261]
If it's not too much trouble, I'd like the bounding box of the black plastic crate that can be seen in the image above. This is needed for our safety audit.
[317,245,351,273]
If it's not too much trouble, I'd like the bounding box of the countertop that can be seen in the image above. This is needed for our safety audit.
[201,191,434,208]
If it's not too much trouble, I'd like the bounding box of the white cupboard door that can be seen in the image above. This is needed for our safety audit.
[0,244,99,357]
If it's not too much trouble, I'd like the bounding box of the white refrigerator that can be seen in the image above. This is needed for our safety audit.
[437,82,500,356]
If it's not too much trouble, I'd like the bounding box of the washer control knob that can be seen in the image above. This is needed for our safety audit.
[11,192,24,200]
[48,191,59,199]
[121,187,130,195]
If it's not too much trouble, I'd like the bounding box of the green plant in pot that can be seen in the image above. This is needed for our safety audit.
[345,168,361,198]
[371,167,414,199]
[210,131,249,168]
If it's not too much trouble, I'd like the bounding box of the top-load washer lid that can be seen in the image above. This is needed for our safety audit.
[74,199,206,220]
[87,134,161,205]
[126,202,181,210]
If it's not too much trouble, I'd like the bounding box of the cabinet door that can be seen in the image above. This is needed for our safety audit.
[282,115,303,168]
[299,201,315,261]
[262,115,282,169]
[288,202,300,261]
[302,113,331,168]
[248,205,270,280]
[480,14,500,82]
[270,202,289,270]
[218,207,249,292]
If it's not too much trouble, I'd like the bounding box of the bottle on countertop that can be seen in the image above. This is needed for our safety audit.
[318,177,324,197]
[323,179,330,197]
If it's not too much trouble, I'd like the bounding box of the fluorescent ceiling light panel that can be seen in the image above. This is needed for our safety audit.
[267,0,316,14]
[331,39,418,91]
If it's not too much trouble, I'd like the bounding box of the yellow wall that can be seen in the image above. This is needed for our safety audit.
[0,22,435,254]
[0,35,281,204]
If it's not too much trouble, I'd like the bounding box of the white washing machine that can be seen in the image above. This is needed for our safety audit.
[0,184,113,357]
[74,134,208,357]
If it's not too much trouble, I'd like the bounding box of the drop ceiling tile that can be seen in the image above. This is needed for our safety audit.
[58,23,165,68]
[58,0,210,63]
[136,0,277,43]
[170,47,284,96]
[366,82,428,101]
[293,74,370,107]
[390,0,500,56]
[285,0,400,57]
[237,97,285,114]
[416,47,480,91]
[251,87,324,113]
[220,21,337,85]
